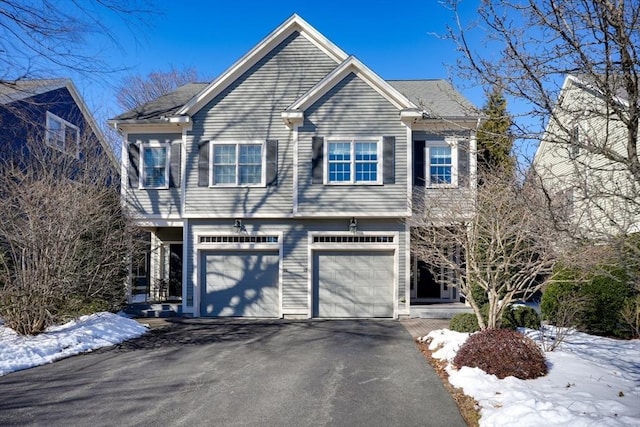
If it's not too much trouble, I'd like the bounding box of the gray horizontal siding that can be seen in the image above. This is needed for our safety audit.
[412,130,475,220]
[125,133,182,217]
[184,32,339,217]
[297,73,409,215]
[184,218,407,315]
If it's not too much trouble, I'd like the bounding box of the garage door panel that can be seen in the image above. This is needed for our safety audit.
[314,251,394,318]
[201,251,279,317]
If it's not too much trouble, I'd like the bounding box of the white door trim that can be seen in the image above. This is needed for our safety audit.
[307,231,399,318]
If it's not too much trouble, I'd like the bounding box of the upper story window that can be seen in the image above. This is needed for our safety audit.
[424,140,458,187]
[211,142,264,186]
[140,144,169,189]
[326,138,381,185]
[45,111,79,157]
[428,146,453,185]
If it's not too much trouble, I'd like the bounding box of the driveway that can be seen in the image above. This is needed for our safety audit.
[0,319,465,427]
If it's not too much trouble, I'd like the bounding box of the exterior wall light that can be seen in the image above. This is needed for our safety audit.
[233,219,244,233]
[349,217,358,234]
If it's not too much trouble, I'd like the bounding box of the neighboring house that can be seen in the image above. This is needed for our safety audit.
[533,74,640,239]
[110,15,480,318]
[0,79,113,168]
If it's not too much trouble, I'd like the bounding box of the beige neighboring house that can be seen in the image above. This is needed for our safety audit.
[533,74,640,239]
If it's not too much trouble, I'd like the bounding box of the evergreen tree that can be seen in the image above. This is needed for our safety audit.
[477,86,514,175]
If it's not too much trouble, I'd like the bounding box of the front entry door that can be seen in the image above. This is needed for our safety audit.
[410,256,454,300]
[160,243,182,300]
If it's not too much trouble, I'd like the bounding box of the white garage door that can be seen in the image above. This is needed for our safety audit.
[201,251,279,317]
[313,251,394,318]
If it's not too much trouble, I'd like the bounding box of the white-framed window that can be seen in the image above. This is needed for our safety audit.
[325,137,382,184]
[140,143,170,189]
[45,111,79,156]
[425,141,458,187]
[211,141,264,186]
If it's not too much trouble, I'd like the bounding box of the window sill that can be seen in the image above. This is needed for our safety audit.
[425,184,459,189]
[139,186,170,190]
[208,184,266,188]
[324,182,384,186]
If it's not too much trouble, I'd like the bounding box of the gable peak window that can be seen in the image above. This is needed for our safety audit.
[140,143,170,189]
[45,111,79,157]
[325,137,382,185]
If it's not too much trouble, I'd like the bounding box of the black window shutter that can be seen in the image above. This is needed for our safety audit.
[383,136,395,184]
[311,136,324,184]
[266,139,278,186]
[458,139,469,188]
[198,140,209,187]
[169,142,181,188]
[413,140,425,187]
[127,143,139,188]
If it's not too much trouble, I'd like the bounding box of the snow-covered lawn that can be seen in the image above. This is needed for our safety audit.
[423,328,640,426]
[0,312,147,376]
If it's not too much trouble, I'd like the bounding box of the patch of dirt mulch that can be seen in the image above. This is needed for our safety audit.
[416,339,481,427]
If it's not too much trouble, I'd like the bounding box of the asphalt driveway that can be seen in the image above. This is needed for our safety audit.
[0,319,465,427]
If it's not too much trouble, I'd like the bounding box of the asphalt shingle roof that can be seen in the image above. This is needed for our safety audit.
[112,82,208,121]
[0,79,69,105]
[112,79,478,122]
[387,79,478,117]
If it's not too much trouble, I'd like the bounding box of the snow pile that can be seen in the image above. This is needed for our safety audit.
[423,328,640,426]
[0,312,147,376]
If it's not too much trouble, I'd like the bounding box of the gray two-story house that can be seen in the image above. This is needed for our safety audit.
[110,15,479,318]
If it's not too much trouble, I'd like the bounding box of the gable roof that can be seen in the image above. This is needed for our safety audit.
[1,78,116,168]
[113,79,479,125]
[285,56,417,113]
[110,15,479,126]
[0,79,70,105]
[174,14,348,117]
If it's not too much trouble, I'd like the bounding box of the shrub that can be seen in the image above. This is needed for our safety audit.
[541,264,636,338]
[453,328,547,379]
[450,312,480,333]
[451,304,540,333]
[502,305,541,330]
[541,267,581,323]
[581,268,634,338]
[470,283,489,307]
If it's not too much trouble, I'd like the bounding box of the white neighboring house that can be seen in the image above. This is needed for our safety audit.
[533,74,640,239]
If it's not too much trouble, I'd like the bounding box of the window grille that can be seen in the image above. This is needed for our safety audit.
[312,235,394,243]
[199,235,278,244]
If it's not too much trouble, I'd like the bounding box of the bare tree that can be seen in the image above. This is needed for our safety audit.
[411,170,558,329]
[115,66,200,112]
[444,0,640,314]
[0,133,136,335]
[0,0,153,84]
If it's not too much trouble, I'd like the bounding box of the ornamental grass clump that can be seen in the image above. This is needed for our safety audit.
[453,328,547,380]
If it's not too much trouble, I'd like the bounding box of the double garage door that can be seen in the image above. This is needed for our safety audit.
[313,251,394,318]
[200,250,394,318]
[201,251,279,317]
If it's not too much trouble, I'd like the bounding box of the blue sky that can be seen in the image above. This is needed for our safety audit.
[77,0,487,121]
